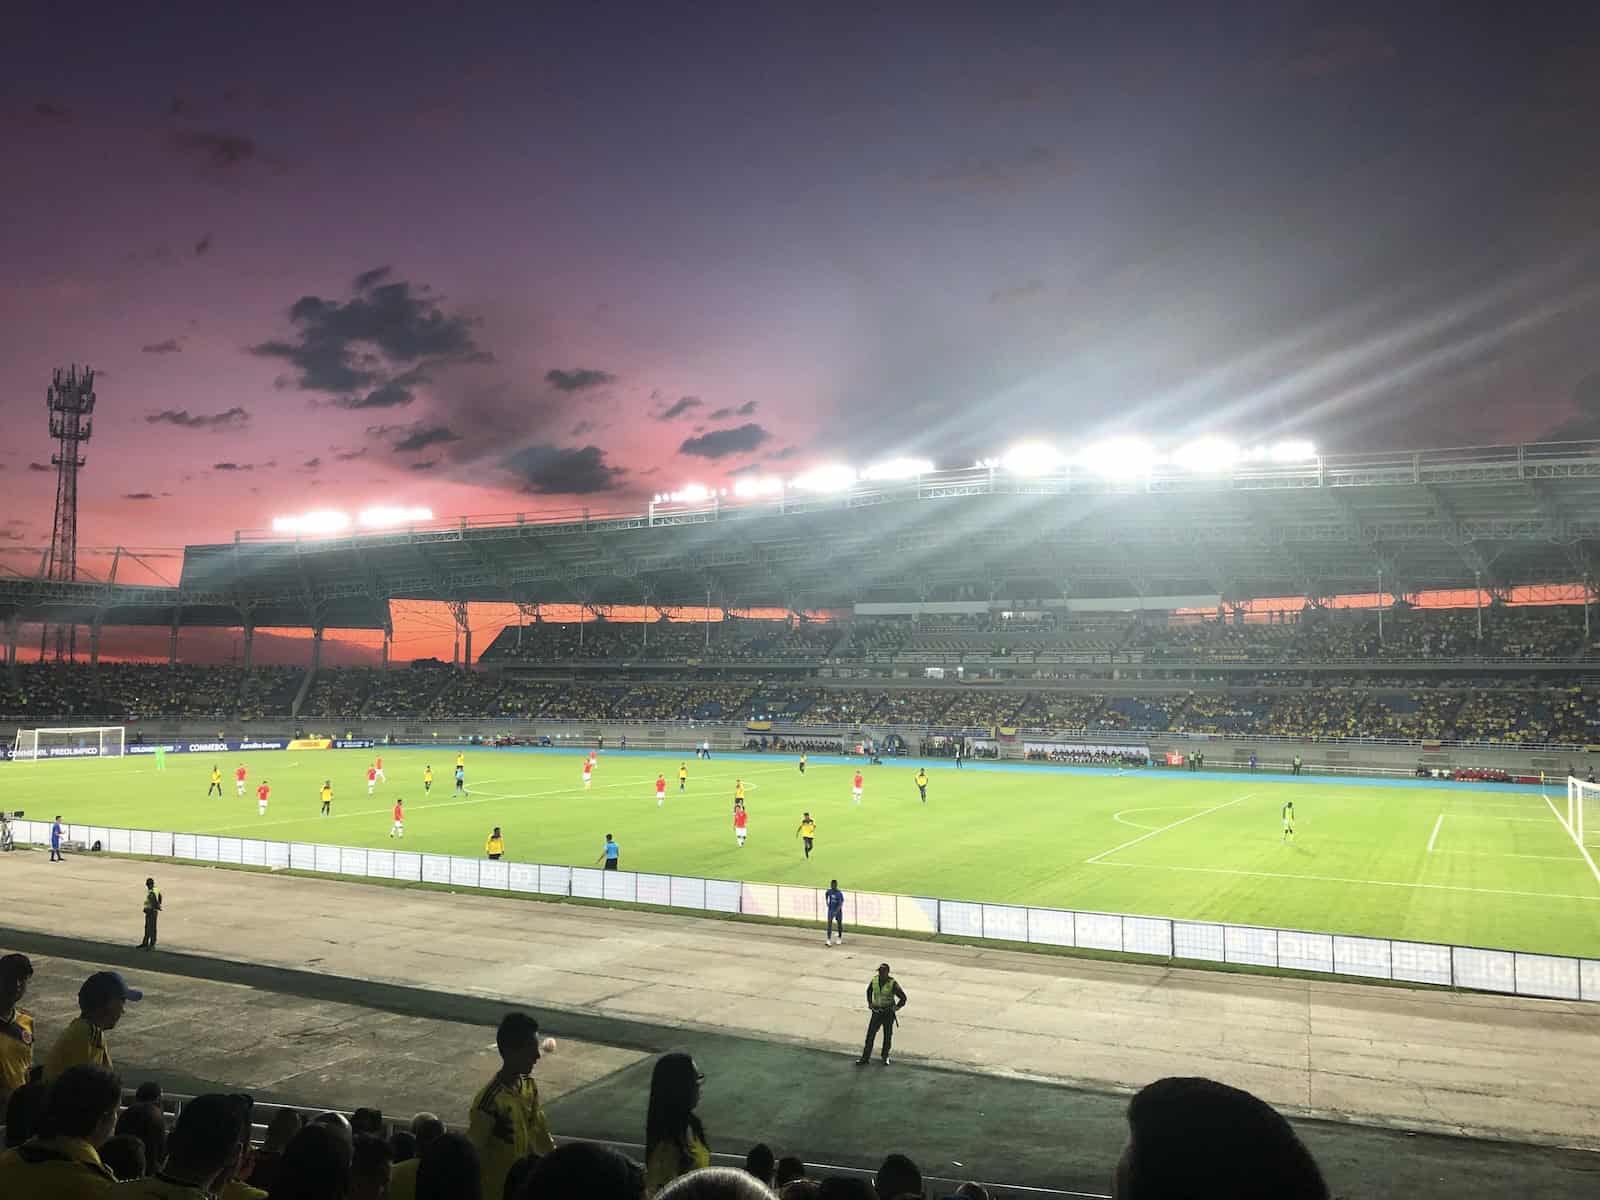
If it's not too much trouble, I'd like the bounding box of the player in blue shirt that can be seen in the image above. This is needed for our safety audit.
[597,833,621,870]
[825,879,845,946]
[455,763,467,796]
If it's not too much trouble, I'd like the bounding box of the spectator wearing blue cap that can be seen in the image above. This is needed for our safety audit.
[42,971,141,1083]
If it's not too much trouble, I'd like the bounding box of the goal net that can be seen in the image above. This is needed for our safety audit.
[1566,775,1600,849]
[11,726,126,762]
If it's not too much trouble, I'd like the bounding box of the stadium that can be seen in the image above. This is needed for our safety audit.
[5,438,1600,1196]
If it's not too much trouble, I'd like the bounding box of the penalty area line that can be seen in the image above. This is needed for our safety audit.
[1426,813,1444,853]
[1543,792,1600,890]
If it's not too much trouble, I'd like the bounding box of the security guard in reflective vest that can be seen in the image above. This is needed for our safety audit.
[139,878,162,950]
[856,962,908,1066]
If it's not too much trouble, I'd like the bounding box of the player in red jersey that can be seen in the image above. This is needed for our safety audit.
[367,764,378,795]
[390,798,405,838]
[734,799,748,847]
[374,754,386,783]
[256,780,270,816]
[582,758,593,789]
[234,763,247,796]
[655,774,667,807]
[852,770,864,805]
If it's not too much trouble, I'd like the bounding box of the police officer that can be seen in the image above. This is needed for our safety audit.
[855,962,907,1066]
[139,877,162,950]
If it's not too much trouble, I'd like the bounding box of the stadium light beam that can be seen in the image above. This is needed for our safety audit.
[790,464,858,493]
[1268,439,1318,462]
[358,505,433,528]
[1171,436,1240,473]
[271,510,352,535]
[861,456,934,482]
[1079,438,1155,480]
[1000,443,1064,477]
[733,475,783,498]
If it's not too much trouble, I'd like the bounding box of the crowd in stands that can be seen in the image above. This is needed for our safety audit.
[239,668,302,721]
[480,619,843,665]
[0,956,1332,1199]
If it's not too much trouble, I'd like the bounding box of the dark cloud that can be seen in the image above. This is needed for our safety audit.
[502,444,627,494]
[990,280,1046,304]
[408,460,439,472]
[32,101,70,120]
[302,457,322,471]
[332,447,368,462]
[251,273,485,403]
[678,423,770,459]
[194,234,212,256]
[1545,373,1600,440]
[390,424,462,453]
[27,462,51,472]
[736,400,758,416]
[773,446,801,460]
[569,419,597,437]
[927,146,1064,193]
[658,396,702,420]
[142,338,183,355]
[545,368,615,393]
[170,129,257,169]
[145,407,250,431]
[122,492,157,501]
[212,461,253,472]
[708,407,733,419]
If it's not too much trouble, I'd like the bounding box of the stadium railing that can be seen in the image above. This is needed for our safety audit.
[9,818,1597,1005]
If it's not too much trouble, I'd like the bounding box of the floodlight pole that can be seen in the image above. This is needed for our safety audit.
[1377,569,1383,646]
[1474,570,1483,641]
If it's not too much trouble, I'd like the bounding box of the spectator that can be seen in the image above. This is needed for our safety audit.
[645,1053,710,1195]
[777,1183,820,1200]
[391,1114,446,1200]
[351,1133,394,1200]
[874,1153,923,1199]
[655,1167,774,1198]
[953,1185,990,1200]
[744,1144,775,1187]
[250,1108,305,1192]
[352,1108,386,1138]
[0,953,34,1113]
[313,1111,356,1166]
[43,970,141,1082]
[133,1080,164,1108]
[270,1122,352,1200]
[115,1100,170,1178]
[1112,1076,1328,1200]
[773,1158,806,1188]
[390,1131,418,1164]
[4,1080,48,1148]
[97,1133,148,1181]
[815,1181,874,1200]
[468,1013,554,1200]
[225,1092,267,1200]
[0,1062,121,1195]
[121,1092,247,1199]
[512,1141,645,1200]
[418,1131,482,1200]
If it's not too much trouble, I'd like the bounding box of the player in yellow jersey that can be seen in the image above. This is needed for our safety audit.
[734,779,746,805]
[914,769,928,804]
[320,781,333,816]
[799,752,807,774]
[795,812,817,859]
[456,750,466,770]
[208,766,223,798]
[424,765,434,794]
[678,763,688,792]
[1282,800,1295,842]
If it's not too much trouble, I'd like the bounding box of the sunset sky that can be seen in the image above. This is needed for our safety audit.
[5,3,1599,662]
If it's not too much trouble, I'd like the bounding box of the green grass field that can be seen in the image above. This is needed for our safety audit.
[10,749,1600,957]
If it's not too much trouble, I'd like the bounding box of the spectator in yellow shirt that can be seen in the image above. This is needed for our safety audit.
[468,1012,554,1200]
[645,1052,711,1195]
[0,954,34,1114]
[0,1063,121,1198]
[44,971,141,1082]
[388,1114,445,1200]
[118,1092,248,1200]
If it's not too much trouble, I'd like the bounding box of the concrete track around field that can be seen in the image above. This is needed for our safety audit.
[3,852,1599,1196]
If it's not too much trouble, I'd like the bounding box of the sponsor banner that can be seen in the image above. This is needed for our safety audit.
[333,739,376,750]
[127,740,289,757]
[745,720,773,732]
[287,738,334,751]
[13,745,105,760]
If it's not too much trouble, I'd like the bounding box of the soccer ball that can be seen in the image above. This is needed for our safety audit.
[541,1038,557,1054]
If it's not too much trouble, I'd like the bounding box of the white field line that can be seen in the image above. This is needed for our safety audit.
[1111,804,1216,831]
[1544,792,1600,889]
[1429,848,1581,862]
[1087,794,1255,865]
[1443,814,1554,823]
[1426,813,1444,853]
[1088,859,1600,903]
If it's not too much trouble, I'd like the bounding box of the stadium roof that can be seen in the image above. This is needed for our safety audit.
[4,440,1600,630]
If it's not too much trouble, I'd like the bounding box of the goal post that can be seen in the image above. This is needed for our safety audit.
[1568,774,1598,849]
[10,726,126,762]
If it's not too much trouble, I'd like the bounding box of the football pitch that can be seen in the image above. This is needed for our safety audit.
[9,749,1600,959]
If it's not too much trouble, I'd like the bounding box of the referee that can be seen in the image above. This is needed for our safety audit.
[855,962,907,1066]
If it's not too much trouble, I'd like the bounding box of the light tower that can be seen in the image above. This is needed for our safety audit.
[42,365,96,661]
